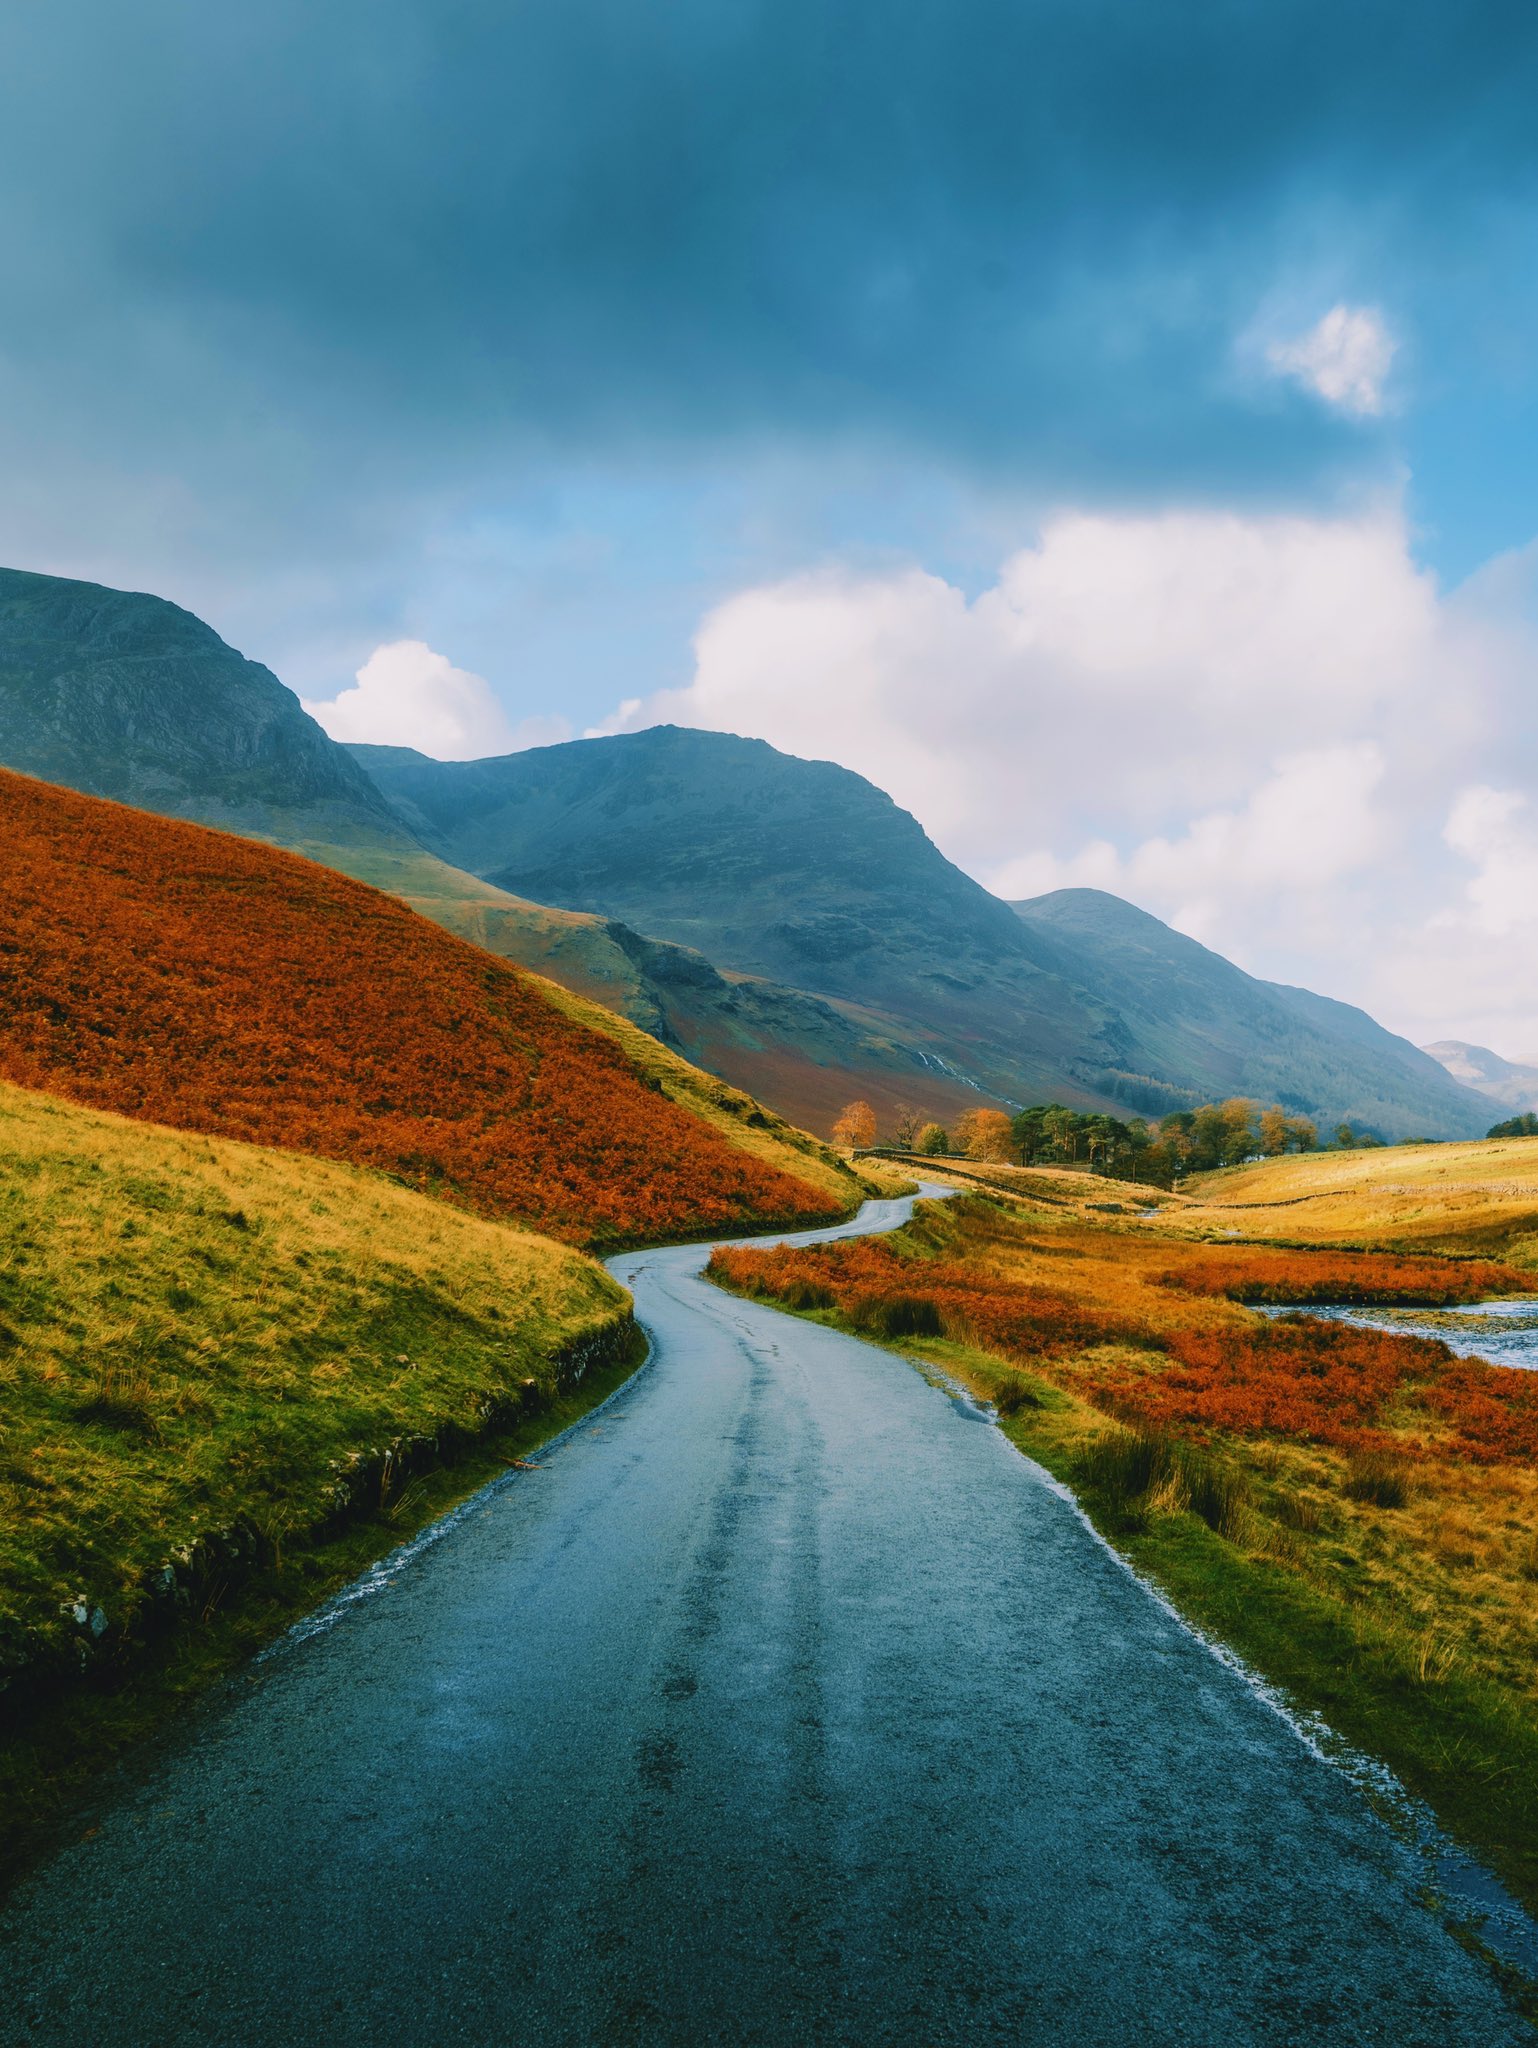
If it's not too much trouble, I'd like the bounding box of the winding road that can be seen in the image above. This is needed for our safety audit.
[0,1189,1528,2044]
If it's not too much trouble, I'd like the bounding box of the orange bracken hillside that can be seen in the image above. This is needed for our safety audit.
[0,771,844,1245]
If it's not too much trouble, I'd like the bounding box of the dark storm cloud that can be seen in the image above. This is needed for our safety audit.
[4,0,1536,528]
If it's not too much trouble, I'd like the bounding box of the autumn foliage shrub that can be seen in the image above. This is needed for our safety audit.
[711,1226,1538,1467]
[1101,1320,1437,1451]
[1155,1246,1531,1306]
[0,772,842,1246]
[708,1236,1134,1358]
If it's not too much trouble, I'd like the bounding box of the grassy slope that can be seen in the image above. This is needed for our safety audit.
[306,838,660,1015]
[0,769,855,1247]
[0,1077,628,1686]
[1181,1137,1538,1265]
[708,1191,1538,1920]
[314,840,986,1142]
[260,836,867,1210]
[0,1078,650,1878]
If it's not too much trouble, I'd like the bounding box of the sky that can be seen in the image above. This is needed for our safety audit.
[4,2,1538,1053]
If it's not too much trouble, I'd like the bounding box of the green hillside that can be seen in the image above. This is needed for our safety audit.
[0,1078,632,1704]
[357,728,1494,1140]
[1013,889,1486,1137]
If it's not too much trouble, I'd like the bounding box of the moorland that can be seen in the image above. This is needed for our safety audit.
[0,764,877,1881]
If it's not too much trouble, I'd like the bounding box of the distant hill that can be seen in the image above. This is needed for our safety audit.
[1423,1040,1538,1115]
[1012,890,1490,1139]
[0,768,851,1246]
[356,729,1494,1141]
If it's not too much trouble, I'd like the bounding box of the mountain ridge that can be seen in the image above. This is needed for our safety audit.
[0,566,407,848]
[0,564,1497,1141]
[1012,889,1483,1137]
[357,729,1494,1140]
[1423,1039,1538,1115]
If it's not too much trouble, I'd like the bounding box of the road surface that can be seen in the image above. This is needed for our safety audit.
[0,1189,1527,2044]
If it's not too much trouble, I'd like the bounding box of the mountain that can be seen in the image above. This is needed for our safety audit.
[1423,1040,1538,1115]
[354,728,1494,1141]
[1011,890,1490,1139]
[0,567,1497,1141]
[352,727,1140,1105]
[0,568,955,1125]
[0,566,409,850]
[0,767,853,1247]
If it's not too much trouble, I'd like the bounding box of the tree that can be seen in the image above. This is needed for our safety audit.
[1188,1103,1228,1170]
[1042,1105,1079,1160]
[1220,1098,1261,1164]
[1259,1104,1289,1156]
[1488,1113,1538,1138]
[954,1107,1014,1162]
[1083,1114,1125,1172]
[1286,1116,1319,1153]
[889,1102,924,1150]
[1333,1122,1357,1150]
[916,1122,950,1155]
[831,1100,877,1150]
[1011,1106,1049,1164]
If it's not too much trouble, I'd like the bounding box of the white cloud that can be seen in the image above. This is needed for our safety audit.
[592,500,1538,1051]
[1353,789,1538,1058]
[303,640,553,760]
[993,746,1386,932]
[584,697,643,738]
[602,500,1443,863]
[1440,786,1538,938]
[1265,304,1397,416]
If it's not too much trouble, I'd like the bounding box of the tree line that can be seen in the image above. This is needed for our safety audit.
[831,1096,1397,1187]
[1487,1113,1538,1138]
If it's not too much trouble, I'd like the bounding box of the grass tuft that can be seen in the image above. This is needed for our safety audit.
[991,1371,1044,1416]
[1076,1426,1251,1543]
[1343,1454,1414,1509]
[853,1293,944,1339]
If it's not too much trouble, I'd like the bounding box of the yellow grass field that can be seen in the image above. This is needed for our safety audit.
[0,1077,630,1705]
[1178,1136,1538,1265]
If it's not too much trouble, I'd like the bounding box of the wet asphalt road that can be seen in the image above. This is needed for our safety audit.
[0,1189,1527,2045]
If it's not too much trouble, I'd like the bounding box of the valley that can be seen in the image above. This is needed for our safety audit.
[1,565,1536,2031]
[7,15,1536,2039]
